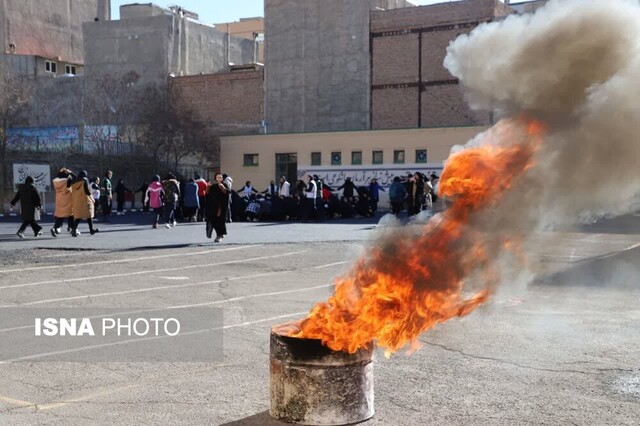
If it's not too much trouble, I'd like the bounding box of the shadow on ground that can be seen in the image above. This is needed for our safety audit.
[220,411,289,426]
[577,213,640,235]
[533,245,640,289]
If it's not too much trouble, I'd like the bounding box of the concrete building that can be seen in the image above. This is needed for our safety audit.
[214,17,265,64]
[220,126,487,203]
[264,0,414,134]
[221,0,544,196]
[0,1,109,128]
[264,0,513,134]
[1,0,108,75]
[83,3,255,86]
[5,3,257,130]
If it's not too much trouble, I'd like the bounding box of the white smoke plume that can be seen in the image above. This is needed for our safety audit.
[444,0,640,226]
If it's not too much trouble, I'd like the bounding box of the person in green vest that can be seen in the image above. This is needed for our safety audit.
[99,169,113,222]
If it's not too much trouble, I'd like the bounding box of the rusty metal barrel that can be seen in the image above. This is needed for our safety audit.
[269,325,374,425]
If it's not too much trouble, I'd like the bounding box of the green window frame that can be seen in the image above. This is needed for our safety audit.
[311,152,322,166]
[393,150,405,164]
[331,151,342,166]
[243,153,259,166]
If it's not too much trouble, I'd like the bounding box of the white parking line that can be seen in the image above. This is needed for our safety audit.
[312,261,348,269]
[0,245,260,274]
[597,242,640,260]
[0,311,308,364]
[0,268,334,333]
[0,250,306,291]
[8,273,329,307]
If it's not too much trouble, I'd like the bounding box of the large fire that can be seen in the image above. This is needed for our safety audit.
[294,117,545,355]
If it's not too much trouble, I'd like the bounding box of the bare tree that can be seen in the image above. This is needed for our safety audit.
[0,72,32,213]
[83,74,139,172]
[165,108,207,172]
[133,83,169,172]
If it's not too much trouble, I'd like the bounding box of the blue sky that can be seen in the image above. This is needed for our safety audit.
[111,1,520,24]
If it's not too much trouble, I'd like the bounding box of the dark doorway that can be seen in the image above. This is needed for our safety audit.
[275,153,297,185]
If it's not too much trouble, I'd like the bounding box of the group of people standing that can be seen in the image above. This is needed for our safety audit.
[229,173,423,223]
[388,172,439,216]
[9,169,439,240]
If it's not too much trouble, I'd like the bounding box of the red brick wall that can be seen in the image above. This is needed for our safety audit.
[421,85,491,128]
[422,28,473,82]
[372,34,419,85]
[372,87,419,129]
[371,0,511,32]
[169,70,264,134]
[371,0,511,129]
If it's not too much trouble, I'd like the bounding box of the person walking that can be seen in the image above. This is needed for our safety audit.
[145,175,165,229]
[10,176,43,238]
[195,174,208,221]
[205,173,228,242]
[51,168,75,237]
[162,173,180,228]
[135,181,149,213]
[183,178,199,222]
[69,171,99,236]
[223,174,234,223]
[90,177,101,218]
[114,178,127,215]
[100,170,113,222]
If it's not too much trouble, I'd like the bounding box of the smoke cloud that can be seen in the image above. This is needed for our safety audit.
[294,0,640,354]
[444,0,640,226]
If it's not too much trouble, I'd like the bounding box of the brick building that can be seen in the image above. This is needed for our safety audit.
[220,1,553,193]
[264,0,517,133]
[169,66,264,136]
[371,0,513,129]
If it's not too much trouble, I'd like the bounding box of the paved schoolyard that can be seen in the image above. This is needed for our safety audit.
[0,213,638,425]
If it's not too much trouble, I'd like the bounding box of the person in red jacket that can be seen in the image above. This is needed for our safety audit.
[195,174,208,221]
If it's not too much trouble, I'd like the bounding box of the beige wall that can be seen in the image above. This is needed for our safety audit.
[220,126,487,194]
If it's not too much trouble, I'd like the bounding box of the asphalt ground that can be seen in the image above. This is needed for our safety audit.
[0,211,638,425]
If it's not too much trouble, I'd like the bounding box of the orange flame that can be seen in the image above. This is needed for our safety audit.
[294,117,545,355]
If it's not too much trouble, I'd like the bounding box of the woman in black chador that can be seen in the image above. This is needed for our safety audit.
[10,176,42,238]
[205,173,229,242]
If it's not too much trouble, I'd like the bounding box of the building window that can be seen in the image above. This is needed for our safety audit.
[45,60,57,74]
[331,152,341,166]
[372,150,383,165]
[311,152,321,166]
[351,151,362,165]
[65,65,77,75]
[416,149,427,163]
[243,153,259,166]
[393,150,405,164]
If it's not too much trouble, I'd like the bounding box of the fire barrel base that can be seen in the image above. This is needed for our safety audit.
[269,327,374,425]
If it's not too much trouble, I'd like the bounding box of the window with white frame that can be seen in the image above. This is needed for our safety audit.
[65,65,77,75]
[45,60,57,74]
